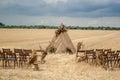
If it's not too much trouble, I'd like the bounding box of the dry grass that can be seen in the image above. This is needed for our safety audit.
[0,29,120,80]
[0,29,120,50]
[0,54,120,80]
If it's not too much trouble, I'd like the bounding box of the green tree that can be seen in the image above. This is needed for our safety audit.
[0,22,5,26]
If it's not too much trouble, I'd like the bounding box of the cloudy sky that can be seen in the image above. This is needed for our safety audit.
[0,0,120,27]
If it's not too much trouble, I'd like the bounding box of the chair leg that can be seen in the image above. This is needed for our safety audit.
[110,60,112,68]
[16,61,19,67]
[8,60,10,67]
[21,61,23,68]
[106,61,109,69]
[5,60,7,68]
[2,60,4,68]
[19,61,22,67]
[86,57,88,63]
[118,59,120,68]
[114,59,117,67]
[19,60,23,68]
[14,61,16,69]
[92,58,94,63]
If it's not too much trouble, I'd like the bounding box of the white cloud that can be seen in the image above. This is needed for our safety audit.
[43,0,68,4]
[0,0,120,27]
[1,15,120,27]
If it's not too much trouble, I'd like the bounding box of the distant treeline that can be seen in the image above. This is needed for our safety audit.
[0,25,120,30]
[0,22,120,30]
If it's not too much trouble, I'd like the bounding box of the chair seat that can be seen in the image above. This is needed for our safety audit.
[7,57,16,61]
[0,57,5,60]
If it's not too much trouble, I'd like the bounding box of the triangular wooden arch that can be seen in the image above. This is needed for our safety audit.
[47,23,76,53]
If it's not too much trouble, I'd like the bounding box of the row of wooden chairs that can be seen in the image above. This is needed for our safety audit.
[0,48,32,68]
[76,49,120,69]
[96,49,120,68]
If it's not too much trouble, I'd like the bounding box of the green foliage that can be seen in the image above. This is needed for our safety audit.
[55,27,67,37]
[48,46,56,53]
[66,47,73,54]
[0,22,5,26]
[0,22,120,30]
[78,41,83,46]
[77,41,84,51]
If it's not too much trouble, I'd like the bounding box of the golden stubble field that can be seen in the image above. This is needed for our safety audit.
[0,29,120,49]
[0,29,120,80]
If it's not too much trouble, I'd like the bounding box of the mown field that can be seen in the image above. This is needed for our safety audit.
[0,29,120,49]
[0,29,120,80]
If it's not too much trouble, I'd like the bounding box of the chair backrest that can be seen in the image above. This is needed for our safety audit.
[23,49,32,56]
[87,49,94,51]
[103,49,111,54]
[116,50,120,53]
[116,50,120,55]
[107,51,115,54]
[2,48,12,55]
[36,49,44,52]
[85,49,95,57]
[104,49,111,52]
[86,49,94,53]
[14,48,24,56]
[76,50,86,57]
[96,49,104,52]
[0,50,5,60]
[96,49,104,56]
[77,50,86,52]
[0,50,3,57]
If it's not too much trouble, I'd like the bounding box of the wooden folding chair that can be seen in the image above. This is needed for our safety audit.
[96,49,104,59]
[103,49,111,54]
[76,50,86,57]
[23,49,32,62]
[23,49,32,56]
[95,49,104,66]
[76,50,86,62]
[35,49,48,64]
[106,51,115,68]
[96,49,104,53]
[14,48,25,67]
[116,50,120,67]
[85,49,96,63]
[100,49,111,66]
[2,48,17,69]
[0,50,5,68]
